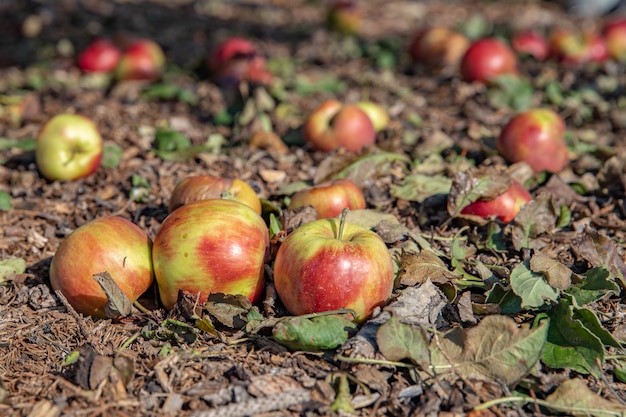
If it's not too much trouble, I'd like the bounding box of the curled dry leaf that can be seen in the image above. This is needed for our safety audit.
[529,252,572,290]
[92,271,133,318]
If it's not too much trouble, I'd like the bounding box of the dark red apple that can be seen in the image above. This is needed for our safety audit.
[460,38,520,84]
[77,38,121,73]
[511,31,549,61]
[461,179,532,223]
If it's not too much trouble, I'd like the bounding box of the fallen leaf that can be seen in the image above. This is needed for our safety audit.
[92,272,133,318]
[376,317,430,369]
[565,267,619,306]
[447,166,511,218]
[273,315,357,351]
[530,252,572,290]
[510,261,559,309]
[0,258,26,285]
[398,250,457,286]
[545,379,626,417]
[390,173,452,203]
[573,228,626,286]
[510,193,560,251]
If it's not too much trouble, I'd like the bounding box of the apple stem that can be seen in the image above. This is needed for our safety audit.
[337,208,349,240]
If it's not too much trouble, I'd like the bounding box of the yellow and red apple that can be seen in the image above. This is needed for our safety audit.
[288,179,365,219]
[461,179,532,223]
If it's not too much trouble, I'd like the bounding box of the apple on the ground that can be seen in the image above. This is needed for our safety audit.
[604,18,626,61]
[460,38,519,84]
[77,38,121,73]
[409,27,470,70]
[288,179,366,219]
[326,0,361,35]
[355,101,389,132]
[461,179,532,223]
[115,39,165,81]
[511,31,549,61]
[208,37,273,86]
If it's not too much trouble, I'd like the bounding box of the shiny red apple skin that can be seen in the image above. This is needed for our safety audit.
[326,0,361,35]
[303,100,376,152]
[77,38,121,73]
[169,175,262,215]
[511,31,549,61]
[152,199,269,310]
[409,27,470,70]
[604,19,626,61]
[274,218,394,323]
[35,113,103,181]
[460,38,519,84]
[496,108,568,173]
[461,179,532,223]
[49,216,154,318]
[288,179,366,219]
[208,37,273,86]
[114,39,165,81]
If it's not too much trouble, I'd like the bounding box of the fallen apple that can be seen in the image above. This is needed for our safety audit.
[409,26,470,70]
[208,37,273,86]
[496,108,568,173]
[461,179,532,223]
[115,38,165,81]
[77,38,121,73]
[549,29,608,64]
[152,199,269,310]
[169,175,262,215]
[511,31,549,61]
[604,18,626,61]
[49,216,154,318]
[355,101,389,132]
[460,37,519,84]
[288,179,366,219]
[35,113,103,181]
[326,0,361,35]
[303,100,376,152]
[274,211,395,323]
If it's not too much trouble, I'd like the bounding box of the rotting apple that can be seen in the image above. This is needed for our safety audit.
[326,0,361,36]
[208,37,273,86]
[49,216,154,318]
[604,18,626,61]
[303,100,376,152]
[409,26,470,70]
[511,31,549,61]
[35,113,103,181]
[169,175,262,215]
[355,101,389,132]
[77,38,121,73]
[152,199,269,310]
[273,210,395,323]
[496,108,568,173]
[460,38,519,84]
[114,38,165,81]
[288,179,366,219]
[461,179,532,223]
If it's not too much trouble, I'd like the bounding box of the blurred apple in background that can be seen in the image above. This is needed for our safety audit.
[461,179,532,223]
[303,100,376,152]
[169,175,262,214]
[288,179,366,219]
[460,38,520,84]
[496,108,568,173]
[409,26,470,71]
[77,38,121,73]
[511,31,549,60]
[208,37,273,86]
[549,29,608,64]
[326,0,361,35]
[152,199,269,310]
[355,101,389,132]
[604,18,626,61]
[35,114,103,181]
[115,38,165,81]
[50,216,154,318]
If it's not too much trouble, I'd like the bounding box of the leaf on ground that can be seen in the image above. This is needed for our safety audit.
[485,284,522,315]
[204,293,252,329]
[273,315,357,351]
[529,252,572,290]
[510,261,559,309]
[398,250,457,286]
[447,166,511,218]
[541,298,604,377]
[384,281,448,327]
[92,271,132,318]
[331,151,411,188]
[510,193,560,251]
[430,315,548,386]
[376,317,430,369]
[545,379,626,417]
[390,173,452,203]
[573,228,626,286]
[341,209,400,230]
[565,267,619,306]
[0,257,26,284]
[573,307,620,348]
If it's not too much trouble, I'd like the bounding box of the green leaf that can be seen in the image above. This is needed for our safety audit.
[0,191,11,211]
[510,261,559,309]
[430,315,548,385]
[273,315,357,351]
[101,143,123,169]
[573,307,620,348]
[390,173,452,203]
[376,317,430,369]
[0,137,36,151]
[268,213,283,240]
[545,379,626,417]
[294,75,346,96]
[565,267,619,306]
[485,284,522,315]
[0,258,26,284]
[141,83,198,104]
[487,74,533,111]
[541,298,604,377]
[614,363,626,383]
[332,152,411,186]
[154,128,191,152]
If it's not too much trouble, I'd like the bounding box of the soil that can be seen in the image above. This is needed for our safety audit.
[2,0,626,416]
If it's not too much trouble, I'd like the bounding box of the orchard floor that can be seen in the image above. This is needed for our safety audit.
[3,0,626,416]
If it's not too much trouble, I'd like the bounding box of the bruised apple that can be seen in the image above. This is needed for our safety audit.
[49,216,154,318]
[461,179,532,223]
[288,179,366,219]
[303,100,376,152]
[460,38,519,84]
[169,175,262,214]
[274,215,394,322]
[409,26,470,70]
[496,108,568,173]
[152,199,269,310]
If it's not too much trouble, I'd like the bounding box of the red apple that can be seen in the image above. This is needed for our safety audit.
[461,179,532,223]
[35,113,103,181]
[288,179,366,219]
[496,108,568,173]
[604,18,626,61]
[460,38,520,84]
[303,100,376,152]
[326,0,361,36]
[208,37,273,86]
[409,27,470,70]
[152,199,269,310]
[49,216,154,318]
[273,215,394,322]
[169,175,262,215]
[511,31,549,61]
[114,39,165,81]
[355,101,389,132]
[549,29,608,64]
[77,38,121,73]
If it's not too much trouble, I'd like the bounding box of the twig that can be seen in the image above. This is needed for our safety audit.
[54,290,97,347]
